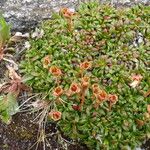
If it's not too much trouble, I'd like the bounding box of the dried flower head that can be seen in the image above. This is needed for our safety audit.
[49,66,62,76]
[49,110,62,121]
[108,94,118,104]
[131,74,143,81]
[32,99,48,109]
[80,61,92,70]
[43,55,51,68]
[53,86,63,97]
[103,16,111,20]
[130,74,143,88]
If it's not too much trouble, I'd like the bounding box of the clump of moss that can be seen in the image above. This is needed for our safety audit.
[20,2,150,149]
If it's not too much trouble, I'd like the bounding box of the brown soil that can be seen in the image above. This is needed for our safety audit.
[0,111,88,150]
[0,62,6,78]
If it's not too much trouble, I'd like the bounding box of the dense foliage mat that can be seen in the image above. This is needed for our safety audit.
[20,2,150,150]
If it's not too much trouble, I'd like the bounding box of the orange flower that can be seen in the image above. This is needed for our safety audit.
[80,61,92,70]
[43,55,51,68]
[92,84,99,89]
[60,8,75,19]
[69,82,80,94]
[49,66,62,76]
[108,94,118,104]
[147,105,150,114]
[49,110,62,121]
[92,84,100,95]
[97,90,108,101]
[129,74,143,88]
[53,86,63,97]
[81,76,90,88]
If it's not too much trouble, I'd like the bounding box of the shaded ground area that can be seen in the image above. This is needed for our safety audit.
[0,112,88,150]
[0,113,37,150]
[0,109,149,150]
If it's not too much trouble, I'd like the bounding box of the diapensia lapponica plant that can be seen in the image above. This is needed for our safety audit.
[20,2,150,149]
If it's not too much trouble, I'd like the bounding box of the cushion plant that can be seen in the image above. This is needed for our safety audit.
[20,2,150,149]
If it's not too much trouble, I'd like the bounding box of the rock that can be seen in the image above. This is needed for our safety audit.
[0,0,78,33]
[0,0,149,33]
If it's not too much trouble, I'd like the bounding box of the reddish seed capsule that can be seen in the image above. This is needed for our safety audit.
[72,105,80,111]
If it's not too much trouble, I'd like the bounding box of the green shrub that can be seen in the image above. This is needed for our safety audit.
[20,2,150,149]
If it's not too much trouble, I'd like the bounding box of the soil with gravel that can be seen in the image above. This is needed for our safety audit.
[0,107,88,150]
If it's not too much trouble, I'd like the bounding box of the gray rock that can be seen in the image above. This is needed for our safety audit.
[0,0,149,32]
[0,0,78,32]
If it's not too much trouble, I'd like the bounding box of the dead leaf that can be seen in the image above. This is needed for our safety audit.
[0,48,4,60]
[31,28,44,39]
[7,66,21,80]
[10,32,30,42]
[0,66,30,96]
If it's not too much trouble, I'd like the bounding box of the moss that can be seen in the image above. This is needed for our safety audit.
[9,123,33,140]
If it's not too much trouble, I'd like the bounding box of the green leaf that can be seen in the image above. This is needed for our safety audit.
[0,93,19,124]
[7,93,19,115]
[0,15,10,47]
[0,111,11,124]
